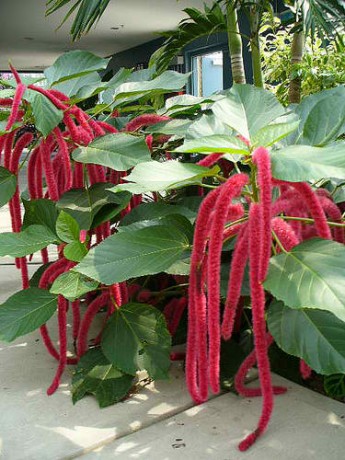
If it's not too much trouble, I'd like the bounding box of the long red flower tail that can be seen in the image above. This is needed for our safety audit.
[77,292,110,357]
[207,175,249,394]
[271,217,300,251]
[124,114,169,132]
[221,224,249,340]
[186,187,221,404]
[300,360,312,380]
[5,83,26,131]
[47,296,68,395]
[72,300,81,341]
[235,333,287,397]
[253,147,272,282]
[317,195,344,243]
[238,203,274,452]
[196,153,223,167]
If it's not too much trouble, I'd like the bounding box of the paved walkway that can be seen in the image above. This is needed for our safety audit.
[1,265,345,459]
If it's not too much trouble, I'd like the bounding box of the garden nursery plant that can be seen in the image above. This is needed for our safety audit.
[1,46,345,451]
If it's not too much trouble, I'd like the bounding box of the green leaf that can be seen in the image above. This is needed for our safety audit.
[72,133,151,171]
[0,288,57,342]
[101,303,171,379]
[74,225,190,284]
[292,87,345,145]
[50,271,98,301]
[212,84,285,141]
[270,142,345,181]
[323,374,345,399]
[268,301,345,375]
[64,241,88,262]
[44,50,110,85]
[29,263,53,288]
[186,114,233,139]
[174,135,249,160]
[56,210,80,243]
[251,115,300,148]
[264,239,345,323]
[0,225,58,258]
[112,161,219,194]
[121,202,196,226]
[57,183,130,230]
[144,119,194,137]
[53,71,102,98]
[111,71,189,105]
[25,90,63,136]
[300,94,345,146]
[72,348,134,407]
[0,167,17,208]
[22,199,58,234]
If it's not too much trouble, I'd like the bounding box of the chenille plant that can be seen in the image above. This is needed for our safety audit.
[0,50,345,451]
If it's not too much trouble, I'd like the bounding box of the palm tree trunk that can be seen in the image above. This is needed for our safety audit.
[248,2,264,88]
[289,27,305,103]
[226,2,246,84]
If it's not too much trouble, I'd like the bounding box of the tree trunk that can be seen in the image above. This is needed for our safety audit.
[289,28,305,104]
[226,3,246,84]
[249,2,264,88]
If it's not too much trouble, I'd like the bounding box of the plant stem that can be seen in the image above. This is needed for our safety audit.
[271,230,287,253]
[282,215,345,228]
[289,25,305,104]
[226,2,246,84]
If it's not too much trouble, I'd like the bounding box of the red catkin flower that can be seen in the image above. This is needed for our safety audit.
[28,85,68,111]
[53,128,73,191]
[221,224,249,340]
[72,300,81,341]
[47,296,68,395]
[253,147,272,282]
[300,360,312,380]
[9,64,22,84]
[77,292,110,357]
[96,120,118,133]
[196,153,223,167]
[79,230,87,244]
[5,83,26,131]
[238,203,274,452]
[271,217,299,251]
[235,333,287,397]
[317,195,344,243]
[207,174,249,394]
[40,137,60,201]
[124,114,169,132]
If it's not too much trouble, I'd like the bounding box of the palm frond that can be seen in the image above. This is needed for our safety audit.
[46,0,112,40]
[149,3,228,74]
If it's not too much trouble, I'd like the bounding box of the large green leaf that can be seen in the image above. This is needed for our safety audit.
[57,184,130,230]
[74,225,190,284]
[186,114,233,139]
[53,71,102,98]
[101,303,171,379]
[0,288,57,342]
[268,301,345,375]
[174,135,249,157]
[120,202,196,226]
[251,114,300,148]
[300,94,345,146]
[22,199,58,234]
[63,241,88,262]
[270,142,345,181]
[0,167,17,208]
[111,71,189,107]
[50,271,98,301]
[72,133,151,171]
[290,87,345,145]
[264,239,345,323]
[112,161,219,194]
[72,347,134,407]
[25,90,63,137]
[56,210,80,243]
[0,225,58,258]
[44,50,110,85]
[212,84,286,140]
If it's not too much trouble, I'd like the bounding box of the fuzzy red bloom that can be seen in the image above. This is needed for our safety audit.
[271,217,299,251]
[125,114,169,132]
[47,296,68,395]
[221,224,249,340]
[238,203,274,452]
[317,195,344,243]
[253,147,272,282]
[300,360,312,380]
[28,85,68,110]
[196,153,223,167]
[5,83,26,131]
